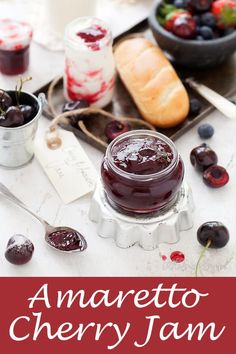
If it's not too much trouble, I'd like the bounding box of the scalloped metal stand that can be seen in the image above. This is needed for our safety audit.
[89,181,194,250]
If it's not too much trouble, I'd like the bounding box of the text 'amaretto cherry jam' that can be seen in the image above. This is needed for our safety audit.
[101,130,184,215]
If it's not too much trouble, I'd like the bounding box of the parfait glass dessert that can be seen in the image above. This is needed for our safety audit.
[64,17,116,108]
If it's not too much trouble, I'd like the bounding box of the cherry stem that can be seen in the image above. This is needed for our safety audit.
[15,76,32,106]
[195,239,212,277]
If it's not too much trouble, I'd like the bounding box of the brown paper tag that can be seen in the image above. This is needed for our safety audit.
[35,130,98,204]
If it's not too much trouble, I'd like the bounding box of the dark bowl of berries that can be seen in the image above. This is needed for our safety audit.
[149,0,236,68]
[0,78,45,168]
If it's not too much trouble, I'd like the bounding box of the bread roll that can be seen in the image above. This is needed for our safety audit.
[114,37,189,128]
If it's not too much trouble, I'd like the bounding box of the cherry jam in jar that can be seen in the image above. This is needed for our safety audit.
[0,19,33,75]
[101,130,184,215]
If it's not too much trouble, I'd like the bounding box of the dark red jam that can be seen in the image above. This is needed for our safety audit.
[76,24,107,51]
[48,229,87,252]
[112,137,173,174]
[101,131,184,215]
[0,45,29,75]
[170,251,185,263]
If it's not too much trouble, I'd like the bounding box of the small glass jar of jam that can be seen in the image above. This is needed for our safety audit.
[0,19,33,75]
[64,17,116,108]
[101,130,184,215]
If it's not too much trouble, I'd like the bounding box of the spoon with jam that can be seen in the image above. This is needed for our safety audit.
[0,182,87,253]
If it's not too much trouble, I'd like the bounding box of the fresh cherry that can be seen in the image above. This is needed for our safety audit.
[203,165,229,188]
[172,13,197,39]
[5,234,34,265]
[197,221,230,248]
[195,221,229,276]
[190,143,218,171]
[105,120,130,142]
[4,106,24,127]
[19,104,33,122]
[62,99,89,113]
[0,89,12,111]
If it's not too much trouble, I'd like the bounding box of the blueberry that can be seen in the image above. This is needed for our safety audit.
[198,123,214,139]
[189,98,202,117]
[200,12,216,28]
[196,34,204,40]
[174,0,188,8]
[199,26,214,40]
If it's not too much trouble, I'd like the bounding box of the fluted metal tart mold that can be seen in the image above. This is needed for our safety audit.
[89,181,194,250]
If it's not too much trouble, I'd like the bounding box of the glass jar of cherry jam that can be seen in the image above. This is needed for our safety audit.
[101,130,184,215]
[0,19,33,75]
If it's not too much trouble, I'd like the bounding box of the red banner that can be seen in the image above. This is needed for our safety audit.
[1,277,235,353]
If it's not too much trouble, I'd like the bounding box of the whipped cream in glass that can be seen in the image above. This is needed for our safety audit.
[64,17,116,108]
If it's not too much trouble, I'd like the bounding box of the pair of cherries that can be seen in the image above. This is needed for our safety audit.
[190,143,229,188]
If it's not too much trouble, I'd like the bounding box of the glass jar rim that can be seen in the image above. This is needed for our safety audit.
[106,130,179,181]
[64,16,112,51]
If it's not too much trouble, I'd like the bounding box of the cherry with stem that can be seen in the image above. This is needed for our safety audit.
[195,221,230,277]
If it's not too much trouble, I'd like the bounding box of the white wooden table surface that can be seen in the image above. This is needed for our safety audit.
[0,0,236,277]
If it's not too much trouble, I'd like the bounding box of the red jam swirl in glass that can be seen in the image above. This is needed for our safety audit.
[64,17,115,108]
[101,130,184,215]
[0,19,33,75]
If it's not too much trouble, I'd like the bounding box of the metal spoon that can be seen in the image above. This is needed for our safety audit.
[0,182,87,253]
[186,78,236,120]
